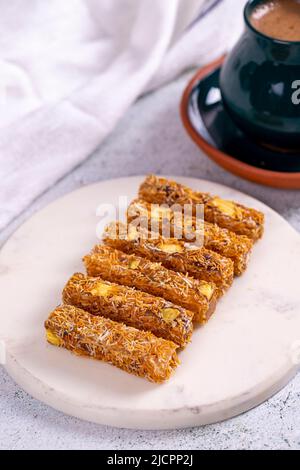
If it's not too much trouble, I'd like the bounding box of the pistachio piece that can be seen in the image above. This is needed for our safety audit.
[128,258,140,270]
[158,241,183,254]
[161,307,180,323]
[127,225,139,240]
[91,282,112,297]
[46,330,63,346]
[198,282,214,300]
[211,197,241,219]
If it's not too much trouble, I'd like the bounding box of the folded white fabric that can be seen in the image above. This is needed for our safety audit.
[0,0,246,231]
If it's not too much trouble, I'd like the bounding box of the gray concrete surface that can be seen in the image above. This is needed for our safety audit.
[1,72,299,450]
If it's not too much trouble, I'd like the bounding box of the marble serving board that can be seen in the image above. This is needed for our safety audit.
[0,176,300,430]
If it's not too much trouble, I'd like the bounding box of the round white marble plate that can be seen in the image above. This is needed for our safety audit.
[1,176,300,430]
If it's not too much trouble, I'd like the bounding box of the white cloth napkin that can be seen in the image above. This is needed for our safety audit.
[0,0,246,231]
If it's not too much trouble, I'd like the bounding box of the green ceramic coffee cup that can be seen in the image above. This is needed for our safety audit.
[220,0,300,151]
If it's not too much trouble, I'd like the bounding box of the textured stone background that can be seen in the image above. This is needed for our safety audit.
[1,72,300,450]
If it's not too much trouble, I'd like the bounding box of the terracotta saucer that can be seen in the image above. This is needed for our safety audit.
[180,56,300,189]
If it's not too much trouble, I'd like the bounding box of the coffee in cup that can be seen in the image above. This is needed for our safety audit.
[250,0,300,42]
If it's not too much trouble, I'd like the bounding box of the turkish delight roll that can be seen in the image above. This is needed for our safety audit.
[84,245,217,323]
[102,222,234,294]
[45,304,179,383]
[138,175,264,241]
[127,198,253,275]
[62,273,194,347]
